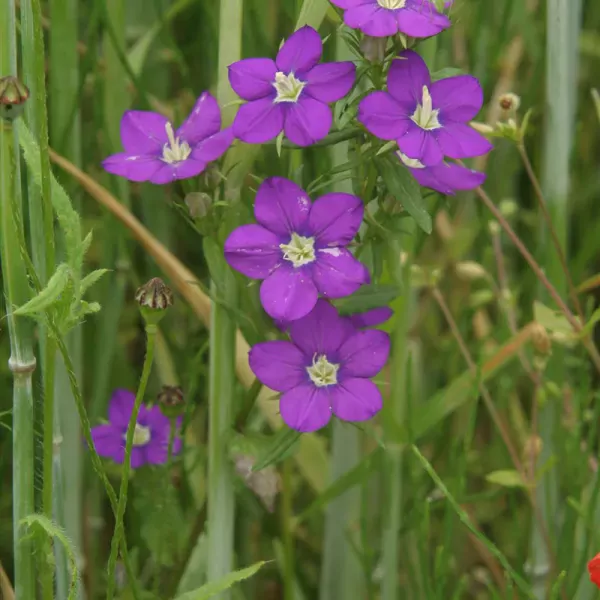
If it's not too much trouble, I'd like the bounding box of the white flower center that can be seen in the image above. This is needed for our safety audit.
[307,354,339,388]
[397,150,426,169]
[280,232,316,267]
[377,0,406,8]
[131,424,151,447]
[161,122,192,164]
[273,71,306,103]
[411,86,442,131]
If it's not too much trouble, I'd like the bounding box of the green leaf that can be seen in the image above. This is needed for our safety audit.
[203,237,236,295]
[295,0,330,29]
[431,67,464,81]
[17,122,83,272]
[336,283,402,315]
[173,561,267,600]
[533,301,573,335]
[252,428,301,472]
[376,156,431,234]
[14,263,71,317]
[80,269,110,296]
[578,306,600,338]
[485,469,525,488]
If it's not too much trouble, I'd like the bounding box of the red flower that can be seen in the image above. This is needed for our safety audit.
[588,553,600,588]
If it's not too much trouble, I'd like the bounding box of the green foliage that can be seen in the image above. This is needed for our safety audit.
[173,561,267,600]
[252,428,302,472]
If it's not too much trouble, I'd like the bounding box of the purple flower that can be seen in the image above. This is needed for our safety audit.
[330,0,452,38]
[224,177,369,322]
[249,300,390,432]
[228,26,356,147]
[396,150,486,195]
[275,305,393,332]
[102,92,233,184]
[358,50,492,166]
[90,389,182,468]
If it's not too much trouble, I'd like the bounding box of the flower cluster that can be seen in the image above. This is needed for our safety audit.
[100,3,492,433]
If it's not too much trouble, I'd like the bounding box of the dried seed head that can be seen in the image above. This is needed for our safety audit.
[499,92,521,113]
[531,322,552,356]
[234,454,281,512]
[0,76,29,121]
[157,385,185,418]
[135,277,173,325]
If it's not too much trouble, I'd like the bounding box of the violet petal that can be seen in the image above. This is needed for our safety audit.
[437,123,494,159]
[224,224,282,279]
[254,177,311,236]
[91,425,125,461]
[120,110,169,154]
[358,92,411,140]
[228,58,277,101]
[399,1,451,38]
[276,26,322,74]
[330,378,383,422]
[279,383,332,432]
[192,127,234,164]
[309,192,364,245]
[108,389,135,427]
[431,75,484,122]
[102,153,163,182]
[283,97,332,147]
[304,62,356,103]
[313,248,369,298]
[233,98,284,144]
[176,92,221,145]
[260,265,318,321]
[387,50,431,107]
[249,340,307,392]
[398,125,444,166]
[338,329,391,378]
[345,4,399,37]
[348,307,394,329]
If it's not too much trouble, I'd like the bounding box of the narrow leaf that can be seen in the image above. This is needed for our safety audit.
[80,269,110,296]
[336,283,402,314]
[253,428,301,472]
[14,263,70,317]
[173,561,267,600]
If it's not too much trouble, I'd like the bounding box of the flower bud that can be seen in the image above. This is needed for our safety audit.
[135,277,173,325]
[470,121,495,135]
[360,35,387,63]
[0,75,29,121]
[455,261,487,281]
[499,92,521,113]
[530,322,552,356]
[185,192,212,219]
[157,385,185,418]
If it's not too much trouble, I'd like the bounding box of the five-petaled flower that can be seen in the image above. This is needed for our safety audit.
[330,0,452,38]
[90,389,182,468]
[396,150,486,195]
[228,26,356,147]
[249,300,390,432]
[224,177,369,322]
[589,553,600,588]
[102,92,233,184]
[359,50,492,166]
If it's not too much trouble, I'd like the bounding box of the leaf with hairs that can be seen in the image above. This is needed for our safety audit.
[173,561,267,600]
[14,263,70,317]
[80,269,110,296]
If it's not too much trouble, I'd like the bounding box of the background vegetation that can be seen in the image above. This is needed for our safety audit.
[1,0,600,598]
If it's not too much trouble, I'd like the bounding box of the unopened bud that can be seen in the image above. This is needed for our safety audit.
[0,75,29,120]
[135,277,173,325]
[157,385,185,418]
[470,121,495,135]
[499,93,521,113]
[185,192,212,219]
[360,35,387,63]
[455,261,487,281]
[530,322,552,356]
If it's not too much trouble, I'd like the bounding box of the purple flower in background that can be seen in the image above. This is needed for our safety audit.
[225,177,369,322]
[396,150,486,195]
[102,92,233,184]
[228,26,356,146]
[90,389,182,468]
[359,50,492,166]
[225,177,369,321]
[250,300,390,432]
[330,0,452,38]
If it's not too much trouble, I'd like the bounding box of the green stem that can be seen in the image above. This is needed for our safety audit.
[1,6,36,599]
[106,324,157,599]
[281,459,295,600]
[19,0,58,597]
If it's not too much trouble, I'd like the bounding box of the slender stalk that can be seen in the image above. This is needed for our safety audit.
[204,0,243,593]
[19,0,59,597]
[106,325,157,600]
[1,5,37,599]
[382,239,413,600]
[281,459,295,600]
[474,185,600,373]
[319,32,364,600]
[49,0,84,594]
